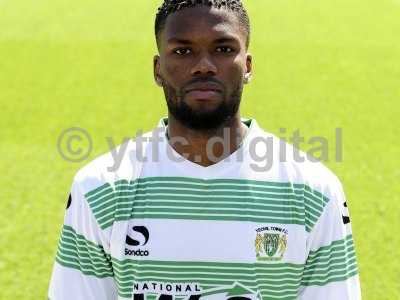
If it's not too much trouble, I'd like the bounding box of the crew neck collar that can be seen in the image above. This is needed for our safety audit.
[155,117,260,176]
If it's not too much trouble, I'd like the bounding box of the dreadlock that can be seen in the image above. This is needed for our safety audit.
[155,0,250,49]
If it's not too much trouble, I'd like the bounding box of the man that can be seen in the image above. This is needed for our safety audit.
[48,0,361,299]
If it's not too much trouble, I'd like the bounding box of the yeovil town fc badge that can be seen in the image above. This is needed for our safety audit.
[255,226,288,261]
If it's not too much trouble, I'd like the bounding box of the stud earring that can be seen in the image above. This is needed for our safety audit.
[244,73,252,84]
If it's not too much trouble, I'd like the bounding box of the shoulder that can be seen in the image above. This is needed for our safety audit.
[72,129,155,196]
[253,124,344,199]
[253,125,347,234]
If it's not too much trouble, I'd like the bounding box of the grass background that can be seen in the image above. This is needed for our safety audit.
[0,0,399,298]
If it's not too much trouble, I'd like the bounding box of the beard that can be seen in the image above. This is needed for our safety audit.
[163,78,243,130]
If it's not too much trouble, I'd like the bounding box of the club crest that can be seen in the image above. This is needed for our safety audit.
[255,226,288,261]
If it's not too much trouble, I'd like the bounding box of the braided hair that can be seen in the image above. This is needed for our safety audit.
[155,0,250,49]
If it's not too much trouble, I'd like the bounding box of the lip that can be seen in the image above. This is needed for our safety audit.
[184,82,223,93]
[184,81,223,101]
[185,89,221,101]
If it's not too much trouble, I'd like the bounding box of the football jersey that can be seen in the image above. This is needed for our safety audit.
[48,118,361,300]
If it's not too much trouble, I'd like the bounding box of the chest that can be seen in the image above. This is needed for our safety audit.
[105,178,309,299]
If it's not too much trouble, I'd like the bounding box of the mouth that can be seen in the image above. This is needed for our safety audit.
[185,89,221,101]
[184,82,223,101]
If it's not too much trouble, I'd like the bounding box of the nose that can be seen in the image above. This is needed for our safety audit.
[190,53,217,76]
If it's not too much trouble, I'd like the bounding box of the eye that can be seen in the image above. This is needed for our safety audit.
[216,46,234,53]
[174,48,191,55]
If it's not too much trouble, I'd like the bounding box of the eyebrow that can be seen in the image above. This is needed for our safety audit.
[214,37,239,44]
[167,38,192,45]
[167,36,240,45]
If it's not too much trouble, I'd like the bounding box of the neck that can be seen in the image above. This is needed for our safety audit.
[166,113,249,167]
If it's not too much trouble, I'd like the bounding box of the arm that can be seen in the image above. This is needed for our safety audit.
[299,177,361,299]
[48,178,118,300]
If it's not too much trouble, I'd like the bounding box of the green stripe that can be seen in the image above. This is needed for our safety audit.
[111,259,302,299]
[84,177,330,232]
[301,235,358,286]
[55,225,114,278]
[55,224,358,299]
[56,228,304,299]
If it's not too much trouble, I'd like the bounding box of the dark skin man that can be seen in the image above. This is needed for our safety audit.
[153,5,252,167]
[48,3,361,300]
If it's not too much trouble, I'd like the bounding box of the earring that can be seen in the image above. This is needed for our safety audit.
[244,73,252,84]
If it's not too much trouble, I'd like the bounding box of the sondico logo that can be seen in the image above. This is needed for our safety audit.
[125,226,150,257]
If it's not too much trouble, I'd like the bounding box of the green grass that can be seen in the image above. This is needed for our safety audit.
[0,0,399,299]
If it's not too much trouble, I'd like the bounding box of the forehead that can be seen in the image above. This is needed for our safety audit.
[161,6,245,45]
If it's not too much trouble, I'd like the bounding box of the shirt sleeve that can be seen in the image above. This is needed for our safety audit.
[298,176,362,300]
[48,177,118,300]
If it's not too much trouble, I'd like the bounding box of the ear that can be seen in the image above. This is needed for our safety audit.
[244,53,253,84]
[153,55,163,87]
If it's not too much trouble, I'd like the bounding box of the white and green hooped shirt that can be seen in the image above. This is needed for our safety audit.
[48,118,361,300]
